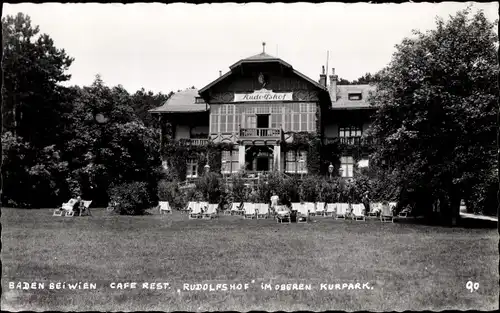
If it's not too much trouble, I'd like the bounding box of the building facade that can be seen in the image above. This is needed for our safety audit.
[150,48,376,181]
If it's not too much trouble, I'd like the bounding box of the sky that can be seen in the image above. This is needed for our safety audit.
[4,2,499,94]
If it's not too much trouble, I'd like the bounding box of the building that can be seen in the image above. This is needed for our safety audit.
[150,45,376,181]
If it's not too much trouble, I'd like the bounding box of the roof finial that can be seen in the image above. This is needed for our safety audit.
[262,42,266,53]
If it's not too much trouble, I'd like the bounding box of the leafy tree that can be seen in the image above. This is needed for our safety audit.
[367,8,498,223]
[2,13,74,147]
[352,73,377,85]
[130,89,173,127]
[337,77,352,85]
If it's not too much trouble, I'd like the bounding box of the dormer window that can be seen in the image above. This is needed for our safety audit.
[195,97,205,104]
[348,93,362,101]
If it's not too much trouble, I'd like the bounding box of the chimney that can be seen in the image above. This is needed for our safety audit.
[219,70,222,77]
[319,65,327,87]
[329,67,338,103]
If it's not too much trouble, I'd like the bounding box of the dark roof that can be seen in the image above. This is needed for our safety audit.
[149,88,207,113]
[330,84,376,110]
[199,51,326,94]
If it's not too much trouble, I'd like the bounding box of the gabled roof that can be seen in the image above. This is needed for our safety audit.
[149,88,207,113]
[331,84,376,110]
[199,52,326,94]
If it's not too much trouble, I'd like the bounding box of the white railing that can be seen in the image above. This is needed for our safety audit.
[240,128,281,138]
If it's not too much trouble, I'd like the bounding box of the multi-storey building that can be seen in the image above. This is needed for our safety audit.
[150,47,376,180]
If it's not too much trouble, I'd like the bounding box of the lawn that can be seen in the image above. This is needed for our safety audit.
[1,207,498,311]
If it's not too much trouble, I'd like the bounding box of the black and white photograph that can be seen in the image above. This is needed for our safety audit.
[1,2,498,311]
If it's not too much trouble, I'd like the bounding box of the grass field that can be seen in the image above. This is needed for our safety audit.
[1,207,498,311]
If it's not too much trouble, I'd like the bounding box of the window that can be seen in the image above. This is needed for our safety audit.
[348,93,362,101]
[339,126,362,144]
[210,104,236,133]
[186,159,198,178]
[284,103,316,132]
[195,97,205,104]
[340,156,354,178]
[285,150,307,173]
[221,149,239,173]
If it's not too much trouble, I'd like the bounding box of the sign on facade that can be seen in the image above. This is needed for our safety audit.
[234,88,293,102]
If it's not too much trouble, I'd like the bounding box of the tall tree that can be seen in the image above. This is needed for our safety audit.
[367,8,498,223]
[2,13,74,148]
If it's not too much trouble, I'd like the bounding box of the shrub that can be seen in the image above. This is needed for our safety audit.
[195,172,223,203]
[299,175,320,202]
[281,176,300,205]
[230,172,248,203]
[157,179,186,210]
[317,177,342,203]
[108,181,151,215]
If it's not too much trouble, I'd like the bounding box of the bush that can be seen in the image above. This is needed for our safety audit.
[230,173,248,203]
[157,179,186,210]
[195,172,223,203]
[317,177,342,203]
[108,181,151,215]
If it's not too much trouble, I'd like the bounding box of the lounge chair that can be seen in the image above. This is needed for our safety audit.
[351,203,365,221]
[243,203,256,219]
[368,202,381,218]
[325,203,336,217]
[296,203,309,223]
[335,203,349,220]
[306,202,316,217]
[380,203,394,223]
[78,200,93,216]
[398,206,412,218]
[158,201,172,214]
[275,205,291,224]
[203,204,218,219]
[229,202,241,215]
[315,202,326,216]
[54,198,77,216]
[189,202,202,219]
[256,203,269,219]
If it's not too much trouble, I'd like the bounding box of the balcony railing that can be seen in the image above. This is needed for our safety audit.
[323,136,374,146]
[340,137,361,145]
[178,138,209,146]
[240,128,281,138]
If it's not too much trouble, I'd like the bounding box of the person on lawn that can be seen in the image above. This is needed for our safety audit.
[270,192,279,215]
[72,196,82,215]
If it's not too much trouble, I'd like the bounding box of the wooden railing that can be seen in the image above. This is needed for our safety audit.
[240,128,281,138]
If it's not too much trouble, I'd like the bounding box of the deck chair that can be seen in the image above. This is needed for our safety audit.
[158,201,172,214]
[368,202,381,218]
[296,203,309,223]
[203,204,218,219]
[189,202,202,219]
[243,203,257,219]
[224,203,233,215]
[315,202,326,216]
[229,202,241,216]
[275,206,291,224]
[306,202,316,217]
[351,203,366,221]
[398,206,412,218]
[54,198,77,216]
[380,203,394,223]
[78,200,93,216]
[256,203,269,219]
[325,203,336,217]
[336,203,349,220]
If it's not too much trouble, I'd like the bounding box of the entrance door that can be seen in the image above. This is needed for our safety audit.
[256,114,269,128]
[256,157,270,171]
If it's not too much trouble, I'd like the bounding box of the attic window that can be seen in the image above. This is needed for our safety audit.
[348,93,362,101]
[195,97,205,104]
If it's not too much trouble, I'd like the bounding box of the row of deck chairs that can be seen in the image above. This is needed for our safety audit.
[186,201,218,219]
[223,202,270,219]
[53,199,92,217]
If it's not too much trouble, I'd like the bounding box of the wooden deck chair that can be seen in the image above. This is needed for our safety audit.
[296,203,309,223]
[256,203,269,219]
[203,204,218,219]
[306,202,316,217]
[380,203,394,223]
[54,198,77,216]
[189,202,202,219]
[315,202,326,216]
[275,206,291,224]
[224,203,233,215]
[229,202,241,216]
[243,203,257,219]
[325,203,336,217]
[336,203,349,220]
[351,203,366,221]
[79,200,93,216]
[368,202,381,218]
[398,206,412,218]
[158,201,172,214]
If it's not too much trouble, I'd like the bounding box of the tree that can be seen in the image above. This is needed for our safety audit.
[2,13,74,147]
[130,89,173,127]
[367,8,498,224]
[352,73,377,85]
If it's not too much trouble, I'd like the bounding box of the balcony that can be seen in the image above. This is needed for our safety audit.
[178,138,209,146]
[239,128,281,140]
[323,136,365,146]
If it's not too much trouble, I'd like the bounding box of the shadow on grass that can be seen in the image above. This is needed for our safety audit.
[395,216,497,229]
